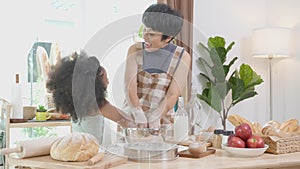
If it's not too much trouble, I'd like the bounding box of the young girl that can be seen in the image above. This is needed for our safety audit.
[47,51,136,143]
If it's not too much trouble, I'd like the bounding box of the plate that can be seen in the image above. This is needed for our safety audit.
[222,143,269,157]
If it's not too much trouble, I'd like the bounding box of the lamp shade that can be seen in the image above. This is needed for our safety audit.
[252,27,292,58]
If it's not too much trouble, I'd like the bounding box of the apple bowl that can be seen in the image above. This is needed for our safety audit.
[222,143,269,157]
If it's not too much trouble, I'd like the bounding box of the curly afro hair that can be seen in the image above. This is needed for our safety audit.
[46,51,108,122]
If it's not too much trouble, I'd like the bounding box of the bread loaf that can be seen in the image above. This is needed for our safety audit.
[227,114,253,130]
[50,132,99,162]
[297,125,300,134]
[265,120,281,129]
[279,119,298,133]
[262,125,285,138]
[252,122,262,135]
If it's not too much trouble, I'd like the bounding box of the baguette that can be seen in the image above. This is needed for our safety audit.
[265,120,281,129]
[227,114,253,130]
[297,125,300,134]
[262,125,286,138]
[252,122,262,135]
[279,119,298,133]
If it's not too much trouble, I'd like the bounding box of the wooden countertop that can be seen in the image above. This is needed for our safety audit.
[113,150,300,169]
[7,149,300,169]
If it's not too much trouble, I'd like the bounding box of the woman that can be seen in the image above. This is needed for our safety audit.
[124,3,191,128]
[47,51,136,143]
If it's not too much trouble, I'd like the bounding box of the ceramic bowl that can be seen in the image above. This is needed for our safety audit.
[222,143,269,157]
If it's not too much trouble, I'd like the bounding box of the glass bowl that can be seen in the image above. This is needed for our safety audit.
[123,127,166,143]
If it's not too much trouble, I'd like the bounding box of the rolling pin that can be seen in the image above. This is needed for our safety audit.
[87,153,105,165]
[0,136,59,158]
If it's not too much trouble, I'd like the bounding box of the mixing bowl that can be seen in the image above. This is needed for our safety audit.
[123,127,167,143]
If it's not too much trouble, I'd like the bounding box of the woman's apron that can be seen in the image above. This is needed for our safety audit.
[136,46,184,116]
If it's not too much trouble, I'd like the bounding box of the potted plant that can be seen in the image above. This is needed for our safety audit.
[37,105,47,113]
[36,105,51,121]
[196,36,264,130]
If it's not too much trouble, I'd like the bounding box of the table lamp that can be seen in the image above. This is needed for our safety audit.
[251,27,291,120]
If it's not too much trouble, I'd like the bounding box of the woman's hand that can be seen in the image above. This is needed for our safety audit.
[131,107,147,128]
[147,109,162,129]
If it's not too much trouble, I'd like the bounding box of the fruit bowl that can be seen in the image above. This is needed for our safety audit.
[222,143,269,157]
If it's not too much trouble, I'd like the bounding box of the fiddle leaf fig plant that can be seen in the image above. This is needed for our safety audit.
[197,36,264,130]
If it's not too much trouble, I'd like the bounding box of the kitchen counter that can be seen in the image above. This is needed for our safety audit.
[7,149,300,169]
[113,150,300,169]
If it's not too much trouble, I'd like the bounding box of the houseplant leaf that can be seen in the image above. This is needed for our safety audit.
[239,64,264,88]
[208,36,225,49]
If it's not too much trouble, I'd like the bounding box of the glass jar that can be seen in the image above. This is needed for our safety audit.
[222,130,234,145]
[212,129,223,149]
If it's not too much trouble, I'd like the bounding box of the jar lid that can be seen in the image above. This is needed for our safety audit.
[213,129,224,134]
[223,130,234,136]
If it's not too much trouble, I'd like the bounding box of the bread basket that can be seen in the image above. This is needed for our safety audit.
[262,135,300,154]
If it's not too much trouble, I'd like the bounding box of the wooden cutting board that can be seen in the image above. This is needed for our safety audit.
[178,148,216,158]
[8,154,127,169]
[165,139,212,147]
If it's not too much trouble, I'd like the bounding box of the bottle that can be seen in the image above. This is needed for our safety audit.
[186,86,201,135]
[173,97,189,141]
[212,129,223,149]
[11,74,23,119]
[222,130,234,145]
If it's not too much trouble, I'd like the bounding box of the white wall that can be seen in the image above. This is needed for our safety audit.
[193,0,300,130]
[1,0,299,134]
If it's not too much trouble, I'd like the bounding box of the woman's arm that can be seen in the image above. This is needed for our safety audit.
[124,44,140,108]
[124,44,147,127]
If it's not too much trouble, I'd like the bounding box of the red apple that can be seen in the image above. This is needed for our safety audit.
[227,134,235,143]
[246,135,265,148]
[235,123,252,141]
[228,136,246,148]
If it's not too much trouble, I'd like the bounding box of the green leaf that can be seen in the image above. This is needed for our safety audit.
[215,47,227,64]
[210,48,223,66]
[223,57,238,76]
[208,36,225,49]
[198,42,210,54]
[37,105,47,112]
[229,76,245,100]
[226,41,235,52]
[209,85,222,112]
[214,82,227,99]
[197,84,222,113]
[198,57,212,69]
[199,73,212,82]
[240,64,264,89]
[212,65,226,83]
[233,90,258,105]
[138,25,144,38]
